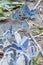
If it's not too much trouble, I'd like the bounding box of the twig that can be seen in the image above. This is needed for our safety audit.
[33,0,42,10]
[28,20,43,29]
[28,31,43,54]
[29,32,43,40]
[38,13,43,21]
[19,29,43,39]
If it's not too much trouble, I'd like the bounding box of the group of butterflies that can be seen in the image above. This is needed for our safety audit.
[0,0,40,21]
[0,25,41,65]
[12,4,40,21]
[0,1,41,65]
